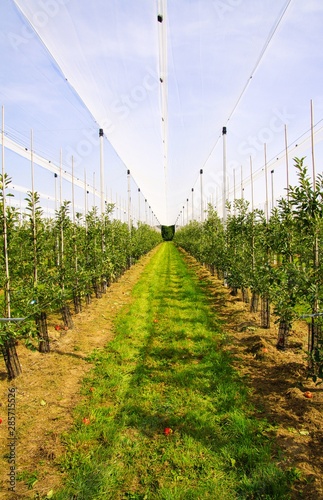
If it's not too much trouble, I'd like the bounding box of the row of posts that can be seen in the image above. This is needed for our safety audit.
[99,129,158,228]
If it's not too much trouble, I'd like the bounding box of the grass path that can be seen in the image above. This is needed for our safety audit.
[54,242,293,499]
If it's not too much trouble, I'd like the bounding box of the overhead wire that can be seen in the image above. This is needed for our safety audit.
[8,1,161,224]
[11,1,99,129]
[181,118,323,218]
[157,0,169,221]
[9,0,300,225]
[227,118,323,199]
[186,0,294,217]
[225,0,294,125]
[10,2,96,130]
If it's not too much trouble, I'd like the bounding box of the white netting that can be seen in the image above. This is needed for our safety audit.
[0,0,322,224]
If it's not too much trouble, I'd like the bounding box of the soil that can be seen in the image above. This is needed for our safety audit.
[0,246,322,499]
[0,248,158,500]
[181,251,323,500]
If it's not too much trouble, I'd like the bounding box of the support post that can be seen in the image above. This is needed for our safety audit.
[264,143,269,222]
[250,156,254,212]
[271,169,275,212]
[311,99,316,188]
[200,169,203,222]
[191,188,194,221]
[99,128,104,215]
[222,126,227,223]
[127,169,131,230]
[284,124,289,200]
[1,106,10,318]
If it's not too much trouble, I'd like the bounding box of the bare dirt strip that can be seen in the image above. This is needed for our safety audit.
[181,250,323,500]
[0,247,160,499]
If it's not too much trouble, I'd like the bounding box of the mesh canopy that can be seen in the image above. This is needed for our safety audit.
[1,0,322,224]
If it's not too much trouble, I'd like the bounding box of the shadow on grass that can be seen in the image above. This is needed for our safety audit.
[56,243,295,499]
[51,349,88,360]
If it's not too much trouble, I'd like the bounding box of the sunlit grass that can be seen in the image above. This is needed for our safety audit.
[54,242,294,499]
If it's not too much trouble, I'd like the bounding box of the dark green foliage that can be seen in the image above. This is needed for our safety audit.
[161,224,175,241]
[174,158,323,378]
[0,174,161,365]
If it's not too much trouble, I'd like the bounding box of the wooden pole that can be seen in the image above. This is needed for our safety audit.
[311,99,316,189]
[200,169,203,222]
[54,173,58,212]
[31,130,37,284]
[93,172,96,208]
[284,124,289,200]
[264,143,269,222]
[191,188,194,221]
[222,127,227,222]
[71,156,75,224]
[99,128,105,215]
[127,169,131,230]
[233,168,236,215]
[2,106,10,317]
[250,156,254,212]
[84,169,87,219]
[271,169,275,211]
[59,149,62,209]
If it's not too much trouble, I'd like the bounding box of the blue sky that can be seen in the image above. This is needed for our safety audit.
[0,0,323,225]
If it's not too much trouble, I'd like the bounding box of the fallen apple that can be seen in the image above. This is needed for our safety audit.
[0,418,3,424]
[164,427,173,435]
[82,417,91,425]
[304,391,313,399]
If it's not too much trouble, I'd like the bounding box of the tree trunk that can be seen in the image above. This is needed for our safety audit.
[250,291,259,313]
[308,321,322,371]
[101,278,107,294]
[276,319,290,350]
[85,293,92,306]
[1,338,22,380]
[61,304,74,329]
[242,287,250,304]
[260,295,270,328]
[92,278,102,299]
[73,292,82,314]
[36,312,50,353]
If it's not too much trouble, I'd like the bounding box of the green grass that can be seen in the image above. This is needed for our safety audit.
[53,242,294,499]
